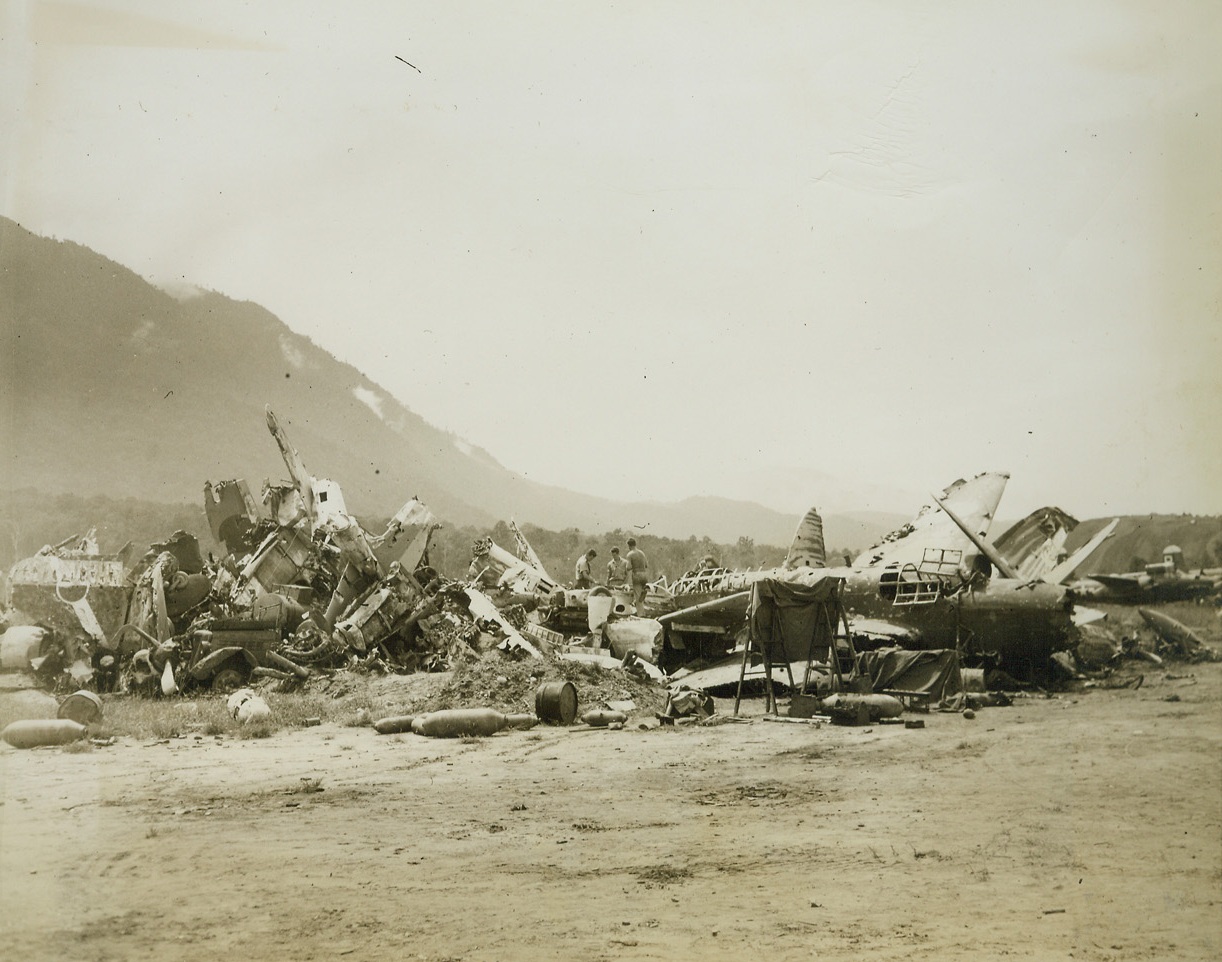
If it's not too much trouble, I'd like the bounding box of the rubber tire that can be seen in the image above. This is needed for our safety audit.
[211,665,248,691]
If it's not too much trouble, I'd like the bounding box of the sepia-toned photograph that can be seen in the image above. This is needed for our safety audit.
[2,3,1219,959]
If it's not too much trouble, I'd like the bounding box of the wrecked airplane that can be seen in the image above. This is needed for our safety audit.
[650,473,1108,683]
[1,406,672,703]
[1069,544,1222,604]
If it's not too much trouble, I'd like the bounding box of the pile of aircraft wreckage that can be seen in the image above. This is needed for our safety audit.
[0,409,666,700]
[1,409,1217,713]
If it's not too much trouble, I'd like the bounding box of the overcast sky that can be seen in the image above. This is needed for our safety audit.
[3,1,1219,519]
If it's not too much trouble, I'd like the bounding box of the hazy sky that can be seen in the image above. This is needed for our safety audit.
[3,1,1219,519]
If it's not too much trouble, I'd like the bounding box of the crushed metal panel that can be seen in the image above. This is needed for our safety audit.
[9,553,126,590]
[509,521,548,574]
[150,530,205,575]
[469,537,558,596]
[370,499,435,570]
[992,507,1078,581]
[333,566,426,653]
[7,538,130,640]
[236,526,316,605]
[204,479,263,556]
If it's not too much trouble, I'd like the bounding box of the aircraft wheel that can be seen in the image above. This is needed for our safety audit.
[211,666,248,691]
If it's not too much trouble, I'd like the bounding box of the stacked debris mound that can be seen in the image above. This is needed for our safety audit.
[1053,603,1220,688]
[2,407,672,703]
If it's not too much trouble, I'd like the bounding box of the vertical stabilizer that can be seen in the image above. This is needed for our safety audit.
[784,508,826,570]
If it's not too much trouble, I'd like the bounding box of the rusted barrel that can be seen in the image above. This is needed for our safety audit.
[535,681,578,725]
[57,691,103,725]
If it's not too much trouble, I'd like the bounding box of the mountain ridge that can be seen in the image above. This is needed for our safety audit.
[0,216,905,548]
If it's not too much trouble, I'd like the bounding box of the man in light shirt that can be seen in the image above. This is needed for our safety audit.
[574,548,597,589]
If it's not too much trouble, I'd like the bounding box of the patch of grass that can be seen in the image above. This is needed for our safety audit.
[84,688,398,741]
[268,692,333,727]
[634,864,692,888]
[238,719,275,739]
[95,697,230,740]
[338,690,385,727]
[294,777,324,794]
[60,738,94,754]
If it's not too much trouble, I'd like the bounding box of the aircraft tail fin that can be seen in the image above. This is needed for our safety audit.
[1045,518,1119,585]
[784,507,826,570]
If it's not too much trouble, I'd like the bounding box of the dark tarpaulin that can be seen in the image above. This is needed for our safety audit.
[855,647,965,709]
[749,577,842,663]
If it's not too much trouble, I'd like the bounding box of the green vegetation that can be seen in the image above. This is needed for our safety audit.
[413,520,840,584]
[0,488,215,570]
[1,489,860,585]
[88,689,382,741]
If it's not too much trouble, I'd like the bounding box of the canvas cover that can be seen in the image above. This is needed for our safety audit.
[748,577,843,663]
[854,647,965,710]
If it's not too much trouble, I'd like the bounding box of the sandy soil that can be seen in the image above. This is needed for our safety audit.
[3,630,1220,961]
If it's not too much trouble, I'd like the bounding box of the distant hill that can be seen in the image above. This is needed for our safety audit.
[0,217,903,549]
[1063,515,1222,575]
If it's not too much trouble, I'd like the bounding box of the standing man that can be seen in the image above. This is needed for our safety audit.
[574,548,597,589]
[607,546,630,589]
[626,538,649,610]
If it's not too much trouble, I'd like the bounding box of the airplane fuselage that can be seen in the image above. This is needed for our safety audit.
[656,565,1076,681]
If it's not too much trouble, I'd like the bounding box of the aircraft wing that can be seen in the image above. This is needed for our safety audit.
[1045,519,1119,584]
[845,617,923,646]
[1084,572,1146,594]
[853,472,1009,571]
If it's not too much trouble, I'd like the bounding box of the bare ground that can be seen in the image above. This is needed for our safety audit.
[3,642,1220,960]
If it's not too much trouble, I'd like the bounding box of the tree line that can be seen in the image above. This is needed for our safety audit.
[1,490,863,587]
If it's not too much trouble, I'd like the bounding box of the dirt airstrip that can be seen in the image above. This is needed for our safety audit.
[3,651,1220,961]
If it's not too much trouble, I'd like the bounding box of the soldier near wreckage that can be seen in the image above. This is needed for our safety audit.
[626,538,649,610]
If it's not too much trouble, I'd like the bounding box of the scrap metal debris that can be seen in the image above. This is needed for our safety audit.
[3,407,1217,740]
[0,407,678,710]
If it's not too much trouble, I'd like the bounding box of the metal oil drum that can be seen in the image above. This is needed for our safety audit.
[57,690,103,725]
[535,680,578,725]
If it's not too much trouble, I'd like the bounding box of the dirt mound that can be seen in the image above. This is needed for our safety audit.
[416,652,669,716]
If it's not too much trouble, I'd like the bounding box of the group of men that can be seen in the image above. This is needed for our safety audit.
[574,539,649,607]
